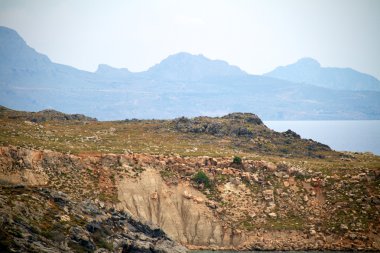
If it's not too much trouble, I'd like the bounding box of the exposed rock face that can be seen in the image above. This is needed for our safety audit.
[222,112,263,125]
[173,113,263,137]
[0,145,379,251]
[0,185,187,253]
[116,168,242,247]
[283,129,301,139]
[0,147,48,185]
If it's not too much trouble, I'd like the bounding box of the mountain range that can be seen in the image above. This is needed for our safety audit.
[0,26,379,120]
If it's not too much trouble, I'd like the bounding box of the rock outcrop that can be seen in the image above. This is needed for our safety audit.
[0,185,186,253]
[173,113,263,137]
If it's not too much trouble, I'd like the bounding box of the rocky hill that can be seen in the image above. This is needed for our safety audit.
[0,108,380,251]
[0,106,97,122]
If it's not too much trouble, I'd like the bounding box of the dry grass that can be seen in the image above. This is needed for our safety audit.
[1,118,380,173]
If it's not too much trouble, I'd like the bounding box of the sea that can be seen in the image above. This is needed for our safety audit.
[192,251,352,253]
[264,120,380,155]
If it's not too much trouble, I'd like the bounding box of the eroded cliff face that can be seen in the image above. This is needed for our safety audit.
[116,168,242,247]
[0,147,48,185]
[0,145,379,251]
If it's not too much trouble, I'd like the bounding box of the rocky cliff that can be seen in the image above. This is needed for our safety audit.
[0,146,186,252]
[0,145,379,251]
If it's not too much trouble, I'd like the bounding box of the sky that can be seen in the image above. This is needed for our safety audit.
[0,0,379,78]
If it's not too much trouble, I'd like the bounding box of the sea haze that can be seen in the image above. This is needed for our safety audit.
[265,120,380,155]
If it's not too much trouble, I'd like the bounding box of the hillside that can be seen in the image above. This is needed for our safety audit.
[0,107,331,158]
[0,107,379,251]
[0,105,97,122]
[1,26,380,120]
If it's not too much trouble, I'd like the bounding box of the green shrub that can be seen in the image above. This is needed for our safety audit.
[192,171,210,188]
[232,156,242,164]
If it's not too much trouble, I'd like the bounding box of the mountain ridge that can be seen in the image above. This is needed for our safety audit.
[265,57,380,91]
[0,26,379,120]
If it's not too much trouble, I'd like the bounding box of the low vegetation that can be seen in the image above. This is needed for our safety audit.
[233,156,242,165]
[0,108,336,159]
[192,171,211,188]
[1,107,379,175]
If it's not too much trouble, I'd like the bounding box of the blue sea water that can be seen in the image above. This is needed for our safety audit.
[192,251,352,253]
[264,120,380,155]
[188,250,351,253]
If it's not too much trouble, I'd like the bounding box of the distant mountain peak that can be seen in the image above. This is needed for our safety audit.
[157,52,213,66]
[97,63,113,70]
[265,57,380,91]
[295,57,321,68]
[0,26,27,47]
[146,52,246,81]
[167,52,205,59]
[0,26,22,36]
[0,26,54,72]
[96,64,129,73]
[95,64,130,79]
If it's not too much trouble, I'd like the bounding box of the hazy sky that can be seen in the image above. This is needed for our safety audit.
[0,0,379,78]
